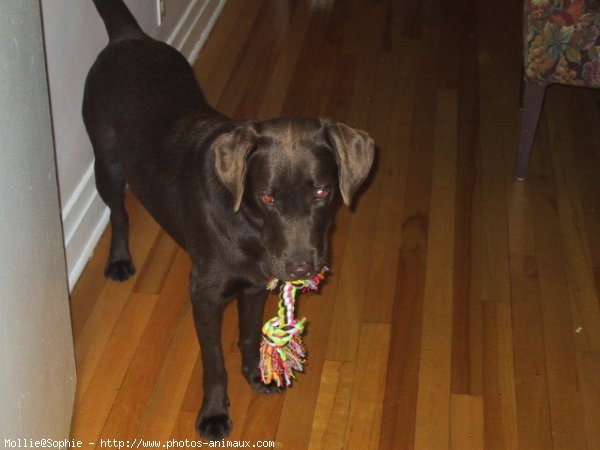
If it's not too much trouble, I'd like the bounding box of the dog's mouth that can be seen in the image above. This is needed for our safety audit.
[269,255,327,282]
[272,265,329,283]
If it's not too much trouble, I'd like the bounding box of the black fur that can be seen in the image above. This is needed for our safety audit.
[84,0,374,440]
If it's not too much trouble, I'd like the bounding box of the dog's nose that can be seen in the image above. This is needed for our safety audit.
[286,261,314,280]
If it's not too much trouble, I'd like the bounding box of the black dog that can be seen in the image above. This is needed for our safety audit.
[84,0,374,440]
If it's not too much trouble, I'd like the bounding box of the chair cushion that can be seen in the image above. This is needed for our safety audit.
[524,0,600,87]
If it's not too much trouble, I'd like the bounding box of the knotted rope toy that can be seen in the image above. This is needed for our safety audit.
[259,267,328,388]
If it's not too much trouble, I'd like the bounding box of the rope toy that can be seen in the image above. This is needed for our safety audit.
[259,267,328,387]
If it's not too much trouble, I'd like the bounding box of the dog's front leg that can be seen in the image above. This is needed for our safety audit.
[190,270,231,441]
[237,286,283,394]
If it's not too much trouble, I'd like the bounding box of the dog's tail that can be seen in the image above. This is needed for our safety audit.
[92,0,143,41]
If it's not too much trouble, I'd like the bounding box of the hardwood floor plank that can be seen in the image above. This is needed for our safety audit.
[362,41,418,323]
[400,0,424,39]
[307,360,355,450]
[477,0,513,306]
[237,393,283,443]
[531,120,589,450]
[547,102,600,352]
[574,137,600,308]
[570,93,600,273]
[293,0,354,117]
[133,231,179,295]
[379,225,425,450]
[171,359,202,430]
[70,292,159,442]
[322,157,377,361]
[507,182,553,449]
[465,170,484,397]
[344,323,391,449]
[192,0,246,82]
[577,350,600,448]
[451,0,480,396]
[413,89,458,450]
[450,394,484,450]
[97,250,191,443]
[323,5,385,363]
[257,0,314,118]
[69,229,111,340]
[378,31,437,444]
[194,0,265,107]
[482,301,519,450]
[135,308,198,440]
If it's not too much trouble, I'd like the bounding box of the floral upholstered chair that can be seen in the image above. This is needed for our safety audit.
[518,0,600,179]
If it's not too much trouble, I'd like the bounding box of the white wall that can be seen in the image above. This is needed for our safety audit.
[40,0,227,290]
[0,1,75,439]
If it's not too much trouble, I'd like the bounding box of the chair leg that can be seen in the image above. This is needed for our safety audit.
[519,76,525,110]
[516,81,547,180]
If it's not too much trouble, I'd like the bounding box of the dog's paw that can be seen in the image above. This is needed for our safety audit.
[257,380,286,394]
[196,413,232,441]
[243,366,285,394]
[104,259,136,282]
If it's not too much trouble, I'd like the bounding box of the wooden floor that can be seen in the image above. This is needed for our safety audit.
[70,0,600,448]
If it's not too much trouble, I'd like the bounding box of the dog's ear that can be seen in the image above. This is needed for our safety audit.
[322,119,375,206]
[211,122,259,211]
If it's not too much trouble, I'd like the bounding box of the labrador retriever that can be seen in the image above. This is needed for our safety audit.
[84,0,374,441]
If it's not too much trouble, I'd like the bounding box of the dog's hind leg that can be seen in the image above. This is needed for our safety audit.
[91,126,136,281]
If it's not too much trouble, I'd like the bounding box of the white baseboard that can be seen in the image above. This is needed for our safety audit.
[62,165,110,290]
[166,0,227,61]
[63,0,227,291]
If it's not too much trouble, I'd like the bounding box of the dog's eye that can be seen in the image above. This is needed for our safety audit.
[314,187,330,200]
[261,193,275,204]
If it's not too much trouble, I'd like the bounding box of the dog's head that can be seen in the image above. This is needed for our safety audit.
[212,117,374,281]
